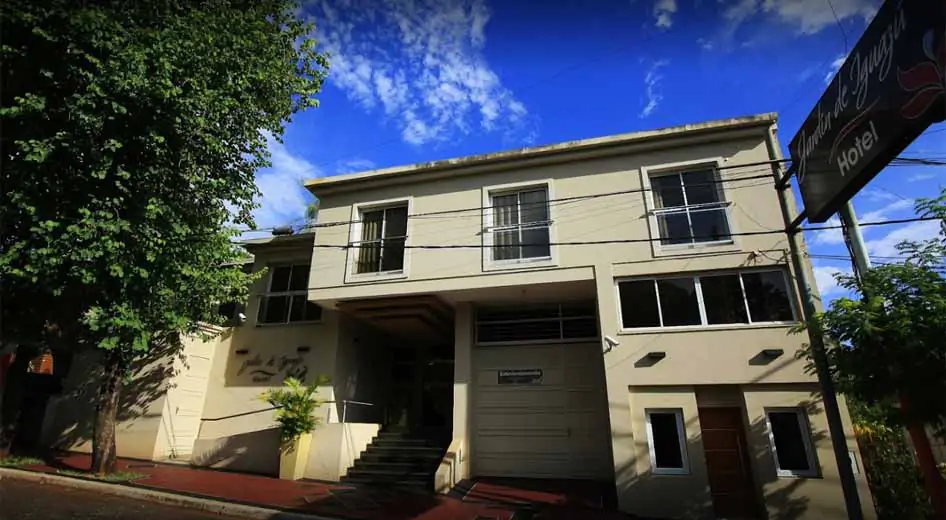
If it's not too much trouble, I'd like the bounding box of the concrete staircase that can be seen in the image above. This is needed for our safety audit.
[341,430,448,491]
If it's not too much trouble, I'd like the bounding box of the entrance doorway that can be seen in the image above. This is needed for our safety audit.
[384,343,453,438]
[698,407,760,519]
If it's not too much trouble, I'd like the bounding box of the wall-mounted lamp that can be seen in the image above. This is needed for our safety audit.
[297,346,311,353]
[235,349,249,356]
[761,348,784,359]
[645,351,666,361]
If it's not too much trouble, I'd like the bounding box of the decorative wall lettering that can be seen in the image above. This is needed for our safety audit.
[236,348,310,383]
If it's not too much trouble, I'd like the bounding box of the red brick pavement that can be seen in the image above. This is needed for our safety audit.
[12,453,633,520]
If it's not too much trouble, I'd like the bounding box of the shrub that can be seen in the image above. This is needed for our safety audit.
[259,376,330,450]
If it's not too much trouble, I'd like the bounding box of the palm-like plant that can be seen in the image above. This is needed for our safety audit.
[259,376,330,450]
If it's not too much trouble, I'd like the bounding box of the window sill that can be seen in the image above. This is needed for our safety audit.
[652,240,739,258]
[483,257,556,273]
[255,320,323,328]
[775,470,820,479]
[617,321,797,335]
[651,468,690,476]
[346,270,408,284]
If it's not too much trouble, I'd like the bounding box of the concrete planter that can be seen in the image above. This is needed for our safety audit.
[278,433,312,481]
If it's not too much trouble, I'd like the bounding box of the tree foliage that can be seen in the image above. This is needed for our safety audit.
[812,189,946,428]
[259,376,330,450]
[1,0,328,472]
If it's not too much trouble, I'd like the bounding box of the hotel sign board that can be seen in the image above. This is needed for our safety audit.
[789,0,945,223]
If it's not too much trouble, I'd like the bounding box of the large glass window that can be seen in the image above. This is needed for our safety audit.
[355,205,408,274]
[618,270,794,329]
[490,188,551,262]
[257,264,322,324]
[651,169,731,246]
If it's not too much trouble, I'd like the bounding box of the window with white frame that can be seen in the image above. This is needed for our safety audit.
[618,269,795,329]
[257,264,322,324]
[489,187,551,262]
[650,169,731,246]
[765,409,818,477]
[645,409,689,474]
[354,205,408,275]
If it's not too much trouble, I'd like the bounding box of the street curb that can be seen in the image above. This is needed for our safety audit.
[0,467,336,520]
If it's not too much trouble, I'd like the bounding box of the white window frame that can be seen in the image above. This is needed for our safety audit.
[256,263,322,326]
[639,157,739,258]
[645,408,690,475]
[481,179,557,272]
[345,197,413,283]
[614,268,798,333]
[764,407,819,478]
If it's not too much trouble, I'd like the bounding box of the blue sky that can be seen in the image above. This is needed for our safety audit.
[251,0,945,302]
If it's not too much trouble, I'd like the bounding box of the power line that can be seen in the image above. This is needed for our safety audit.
[300,215,939,249]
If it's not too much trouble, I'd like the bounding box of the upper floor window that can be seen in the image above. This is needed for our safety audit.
[355,205,408,275]
[651,169,731,246]
[490,187,551,262]
[617,269,795,330]
[258,264,322,324]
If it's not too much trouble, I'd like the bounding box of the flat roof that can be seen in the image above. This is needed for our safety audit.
[237,231,315,250]
[305,112,777,191]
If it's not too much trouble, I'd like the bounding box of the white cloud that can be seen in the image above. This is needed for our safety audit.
[639,60,669,118]
[866,220,942,258]
[824,54,846,84]
[813,264,850,297]
[311,0,531,146]
[252,134,319,232]
[861,187,902,203]
[336,158,376,174]
[808,215,845,245]
[761,0,879,35]
[859,198,914,224]
[908,172,937,182]
[654,0,678,28]
[710,0,879,48]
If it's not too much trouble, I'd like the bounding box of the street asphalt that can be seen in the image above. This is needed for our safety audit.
[0,478,247,519]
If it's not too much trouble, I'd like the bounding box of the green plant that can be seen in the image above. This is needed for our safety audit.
[849,400,933,520]
[0,456,43,467]
[1,0,327,474]
[259,376,330,450]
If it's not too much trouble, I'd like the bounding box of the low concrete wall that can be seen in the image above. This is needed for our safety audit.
[434,437,466,494]
[305,423,380,481]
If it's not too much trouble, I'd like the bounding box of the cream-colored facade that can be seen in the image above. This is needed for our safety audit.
[36,113,876,519]
[300,113,876,519]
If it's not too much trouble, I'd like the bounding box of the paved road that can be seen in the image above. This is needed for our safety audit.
[0,478,246,520]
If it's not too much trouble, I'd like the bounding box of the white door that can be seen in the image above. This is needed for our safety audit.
[164,336,216,459]
[471,341,612,479]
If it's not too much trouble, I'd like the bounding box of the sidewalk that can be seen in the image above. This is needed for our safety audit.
[9,452,636,520]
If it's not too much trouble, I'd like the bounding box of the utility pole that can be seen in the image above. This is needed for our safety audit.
[765,127,864,520]
[839,201,872,274]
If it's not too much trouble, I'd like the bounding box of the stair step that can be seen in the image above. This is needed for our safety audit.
[371,437,441,447]
[353,460,438,472]
[340,475,431,489]
[358,451,444,463]
[347,467,432,478]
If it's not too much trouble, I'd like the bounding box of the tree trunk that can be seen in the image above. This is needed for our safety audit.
[900,397,946,519]
[91,351,124,475]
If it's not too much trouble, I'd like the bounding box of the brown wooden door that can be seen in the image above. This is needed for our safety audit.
[698,407,760,519]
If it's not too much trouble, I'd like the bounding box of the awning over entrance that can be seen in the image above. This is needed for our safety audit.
[336,295,453,344]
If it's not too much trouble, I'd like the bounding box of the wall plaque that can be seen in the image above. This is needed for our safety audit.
[498,369,543,385]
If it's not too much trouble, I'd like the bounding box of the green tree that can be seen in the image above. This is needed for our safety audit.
[806,188,945,517]
[1,0,328,473]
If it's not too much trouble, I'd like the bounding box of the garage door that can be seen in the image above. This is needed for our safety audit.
[471,302,613,479]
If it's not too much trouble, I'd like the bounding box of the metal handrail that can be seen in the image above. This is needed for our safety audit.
[199,399,376,424]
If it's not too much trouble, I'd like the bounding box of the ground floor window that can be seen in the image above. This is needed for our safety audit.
[645,409,689,474]
[765,408,818,477]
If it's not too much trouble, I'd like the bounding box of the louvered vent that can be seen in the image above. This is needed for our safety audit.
[475,301,599,345]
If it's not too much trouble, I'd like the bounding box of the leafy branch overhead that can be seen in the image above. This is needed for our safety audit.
[1,0,328,473]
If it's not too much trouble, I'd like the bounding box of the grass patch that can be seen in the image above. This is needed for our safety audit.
[56,469,146,482]
[0,456,43,467]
